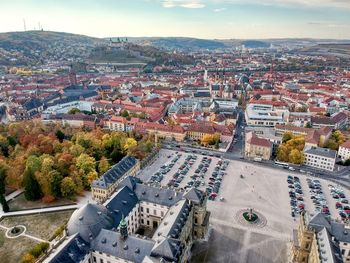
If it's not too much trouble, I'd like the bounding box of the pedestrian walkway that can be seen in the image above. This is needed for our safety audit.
[0,204,78,219]
[5,189,24,202]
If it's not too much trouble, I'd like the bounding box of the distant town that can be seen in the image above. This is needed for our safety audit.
[1,30,350,263]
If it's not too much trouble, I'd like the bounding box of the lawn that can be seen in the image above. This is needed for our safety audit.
[0,228,38,263]
[0,210,74,240]
[8,193,76,211]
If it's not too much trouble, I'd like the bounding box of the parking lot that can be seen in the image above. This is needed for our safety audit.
[138,149,227,199]
[138,149,350,263]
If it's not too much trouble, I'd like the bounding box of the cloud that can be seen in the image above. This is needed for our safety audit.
[161,0,206,8]
[213,7,226,12]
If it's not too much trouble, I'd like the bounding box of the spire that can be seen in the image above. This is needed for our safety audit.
[119,214,128,240]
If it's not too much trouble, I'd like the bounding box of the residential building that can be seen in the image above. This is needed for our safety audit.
[43,113,97,129]
[303,147,337,172]
[245,131,273,160]
[338,140,350,162]
[135,122,186,142]
[187,121,234,143]
[275,124,332,149]
[105,116,142,132]
[311,112,348,130]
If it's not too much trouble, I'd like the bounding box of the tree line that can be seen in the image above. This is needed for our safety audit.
[0,121,154,210]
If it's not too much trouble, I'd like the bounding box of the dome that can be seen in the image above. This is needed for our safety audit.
[67,203,115,242]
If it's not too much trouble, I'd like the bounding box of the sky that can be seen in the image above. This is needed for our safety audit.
[1,0,350,39]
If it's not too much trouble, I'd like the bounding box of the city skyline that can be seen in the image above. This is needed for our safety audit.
[1,0,350,39]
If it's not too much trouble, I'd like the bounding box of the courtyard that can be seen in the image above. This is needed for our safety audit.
[0,210,74,263]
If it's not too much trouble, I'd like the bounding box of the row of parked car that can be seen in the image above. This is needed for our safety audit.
[329,184,349,221]
[150,153,182,185]
[166,154,197,188]
[288,175,305,217]
[307,178,330,216]
[184,156,211,190]
[207,159,229,200]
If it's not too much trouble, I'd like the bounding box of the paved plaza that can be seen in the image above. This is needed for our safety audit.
[138,149,350,263]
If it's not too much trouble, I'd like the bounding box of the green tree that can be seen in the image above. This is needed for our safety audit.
[305,122,312,128]
[68,108,81,114]
[0,163,9,212]
[120,110,129,118]
[49,170,63,198]
[55,130,65,143]
[0,194,9,213]
[76,154,96,174]
[60,177,76,199]
[23,169,42,201]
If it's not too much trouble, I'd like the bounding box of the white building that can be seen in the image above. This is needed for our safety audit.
[338,141,350,162]
[245,104,289,127]
[304,147,337,172]
[42,100,93,119]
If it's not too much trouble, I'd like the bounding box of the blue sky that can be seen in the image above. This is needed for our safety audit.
[1,0,350,39]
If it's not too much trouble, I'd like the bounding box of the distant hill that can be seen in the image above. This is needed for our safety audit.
[128,37,226,50]
[0,31,104,66]
[300,43,350,58]
[126,37,273,50]
[0,31,194,67]
[89,42,193,65]
[240,40,270,48]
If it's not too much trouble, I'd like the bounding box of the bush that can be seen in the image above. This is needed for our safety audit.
[21,253,35,263]
[49,224,65,241]
[28,242,49,258]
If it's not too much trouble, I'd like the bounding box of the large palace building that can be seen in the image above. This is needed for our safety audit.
[92,156,141,203]
[291,212,350,263]
[46,176,210,263]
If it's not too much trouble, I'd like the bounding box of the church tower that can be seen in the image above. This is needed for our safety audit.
[119,215,128,240]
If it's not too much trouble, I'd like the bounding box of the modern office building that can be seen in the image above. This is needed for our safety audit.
[245,104,289,127]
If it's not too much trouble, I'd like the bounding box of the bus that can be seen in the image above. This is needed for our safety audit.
[274,161,289,169]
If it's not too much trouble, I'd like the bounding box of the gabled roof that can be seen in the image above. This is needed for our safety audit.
[134,184,183,207]
[151,238,183,262]
[50,235,89,263]
[92,156,138,189]
[307,212,331,233]
[91,229,155,263]
[105,186,139,225]
[183,188,205,205]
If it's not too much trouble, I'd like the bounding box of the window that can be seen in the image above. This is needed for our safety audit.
[146,208,149,213]
[100,259,104,263]
[141,207,144,212]
[93,257,96,263]
[154,209,157,215]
